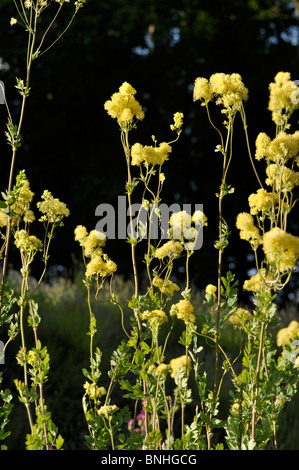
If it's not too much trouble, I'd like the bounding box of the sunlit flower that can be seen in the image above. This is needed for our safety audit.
[104,82,144,128]
[154,240,184,259]
[170,299,195,324]
[169,355,191,378]
[268,72,299,128]
[262,227,299,273]
[248,188,278,215]
[277,320,299,347]
[37,190,70,226]
[236,212,262,249]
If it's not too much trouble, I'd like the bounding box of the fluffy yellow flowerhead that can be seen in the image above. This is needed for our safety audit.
[14,229,43,254]
[83,229,106,258]
[229,308,251,330]
[131,142,172,166]
[193,77,213,104]
[256,131,299,163]
[170,299,195,324]
[236,212,262,249]
[268,72,299,128]
[169,355,192,378]
[37,190,70,226]
[265,164,299,192]
[277,320,299,347]
[104,82,144,128]
[154,240,184,259]
[205,284,217,298]
[262,227,299,273]
[243,268,275,292]
[153,277,180,297]
[141,309,168,327]
[248,188,279,215]
[209,72,248,114]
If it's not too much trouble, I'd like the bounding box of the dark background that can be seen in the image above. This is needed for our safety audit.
[0,0,299,301]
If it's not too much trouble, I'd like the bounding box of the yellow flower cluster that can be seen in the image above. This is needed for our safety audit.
[265,164,299,192]
[154,240,184,260]
[193,73,248,114]
[153,277,180,297]
[104,82,144,128]
[74,226,117,279]
[205,284,217,298]
[228,308,251,330]
[277,320,299,347]
[170,299,195,324]
[248,188,278,216]
[268,72,299,128]
[131,142,172,166]
[37,190,70,226]
[262,227,299,273]
[170,112,184,132]
[83,381,106,401]
[235,212,261,249]
[141,309,168,326]
[255,131,299,163]
[14,229,43,254]
[1,178,36,228]
[169,354,192,378]
[243,268,275,292]
[97,404,119,419]
[168,209,207,250]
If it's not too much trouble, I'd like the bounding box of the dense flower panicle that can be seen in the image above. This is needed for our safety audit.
[141,309,168,326]
[236,212,262,249]
[153,277,180,297]
[243,268,275,292]
[262,227,299,273]
[37,190,70,225]
[83,229,106,258]
[205,284,217,298]
[268,72,299,127]
[169,355,192,378]
[14,229,43,253]
[83,381,106,401]
[229,308,251,329]
[131,142,172,166]
[193,77,213,104]
[192,210,208,228]
[265,164,299,192]
[74,225,88,246]
[248,188,278,215]
[104,82,144,128]
[193,73,248,114]
[11,178,35,226]
[277,320,299,347]
[170,299,195,324]
[85,254,117,278]
[97,404,119,419]
[154,240,184,259]
[170,112,184,132]
[255,131,299,162]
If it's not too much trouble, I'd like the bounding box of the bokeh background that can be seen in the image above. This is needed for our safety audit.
[1,0,299,449]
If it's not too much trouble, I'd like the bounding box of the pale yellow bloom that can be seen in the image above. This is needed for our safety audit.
[83,382,106,401]
[97,404,119,419]
[205,284,217,298]
[74,225,88,246]
[14,229,43,253]
[83,229,106,258]
[265,163,299,192]
[268,72,299,127]
[193,77,213,104]
[209,72,248,114]
[104,82,144,127]
[277,320,299,347]
[170,299,195,324]
[153,277,180,297]
[10,18,17,26]
[262,227,299,273]
[131,142,172,166]
[236,212,262,249]
[37,190,70,225]
[229,308,251,329]
[248,188,278,215]
[154,240,184,259]
[169,355,192,378]
[243,268,275,292]
[141,309,168,326]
